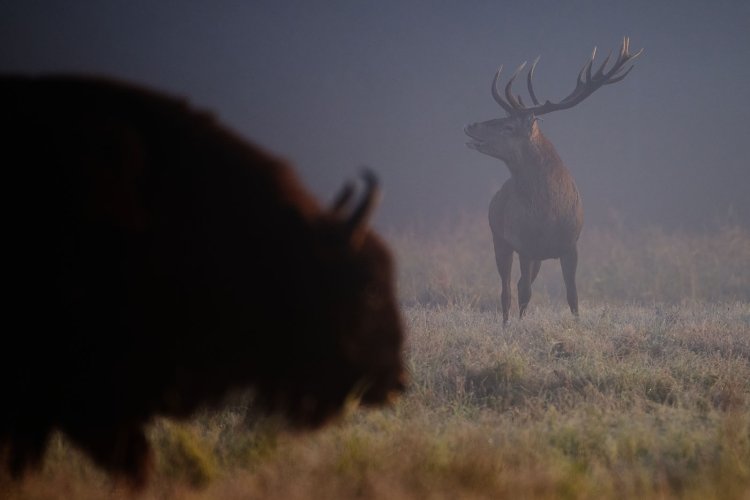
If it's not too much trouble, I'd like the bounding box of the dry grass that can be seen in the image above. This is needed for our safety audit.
[3,216,750,499]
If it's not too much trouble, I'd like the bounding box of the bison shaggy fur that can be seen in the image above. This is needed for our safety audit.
[0,75,406,484]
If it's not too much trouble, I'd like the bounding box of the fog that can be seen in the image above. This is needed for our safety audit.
[2,0,749,230]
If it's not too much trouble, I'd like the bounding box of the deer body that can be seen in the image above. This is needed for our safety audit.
[488,128,582,260]
[465,38,641,323]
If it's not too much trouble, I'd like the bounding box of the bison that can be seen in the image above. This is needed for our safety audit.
[0,75,406,484]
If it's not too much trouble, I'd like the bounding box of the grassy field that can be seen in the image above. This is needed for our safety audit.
[3,216,750,499]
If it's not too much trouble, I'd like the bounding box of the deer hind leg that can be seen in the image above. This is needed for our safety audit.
[560,247,579,317]
[530,259,542,284]
[518,255,535,318]
[493,239,514,325]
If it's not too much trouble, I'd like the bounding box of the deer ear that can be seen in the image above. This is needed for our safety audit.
[525,114,541,135]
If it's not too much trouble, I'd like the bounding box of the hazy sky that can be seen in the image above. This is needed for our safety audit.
[2,0,749,230]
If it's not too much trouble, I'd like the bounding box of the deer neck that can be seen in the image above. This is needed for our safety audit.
[505,133,565,194]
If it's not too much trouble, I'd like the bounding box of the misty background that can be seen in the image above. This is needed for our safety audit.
[2,0,749,231]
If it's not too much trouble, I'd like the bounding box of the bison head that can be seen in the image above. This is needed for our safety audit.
[249,170,407,427]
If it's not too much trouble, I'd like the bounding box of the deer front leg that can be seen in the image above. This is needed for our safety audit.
[493,239,514,325]
[560,247,579,317]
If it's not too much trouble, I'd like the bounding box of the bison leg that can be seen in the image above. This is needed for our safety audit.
[67,422,152,487]
[492,239,514,325]
[518,255,535,318]
[4,427,50,478]
[560,247,579,317]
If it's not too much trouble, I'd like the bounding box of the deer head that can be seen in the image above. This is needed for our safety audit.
[465,37,642,163]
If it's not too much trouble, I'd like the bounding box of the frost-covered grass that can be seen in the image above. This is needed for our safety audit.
[3,218,750,499]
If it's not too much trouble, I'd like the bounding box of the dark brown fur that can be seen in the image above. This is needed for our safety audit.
[0,75,405,484]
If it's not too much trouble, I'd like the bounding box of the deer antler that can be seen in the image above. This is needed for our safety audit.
[492,37,643,117]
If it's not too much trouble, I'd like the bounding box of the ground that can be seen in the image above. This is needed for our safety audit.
[3,216,749,499]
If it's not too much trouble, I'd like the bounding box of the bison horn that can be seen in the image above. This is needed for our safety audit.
[346,169,381,246]
[331,181,355,216]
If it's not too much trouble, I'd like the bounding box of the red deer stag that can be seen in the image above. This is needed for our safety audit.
[464,38,642,323]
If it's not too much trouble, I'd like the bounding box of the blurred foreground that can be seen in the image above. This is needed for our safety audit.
[3,217,749,499]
